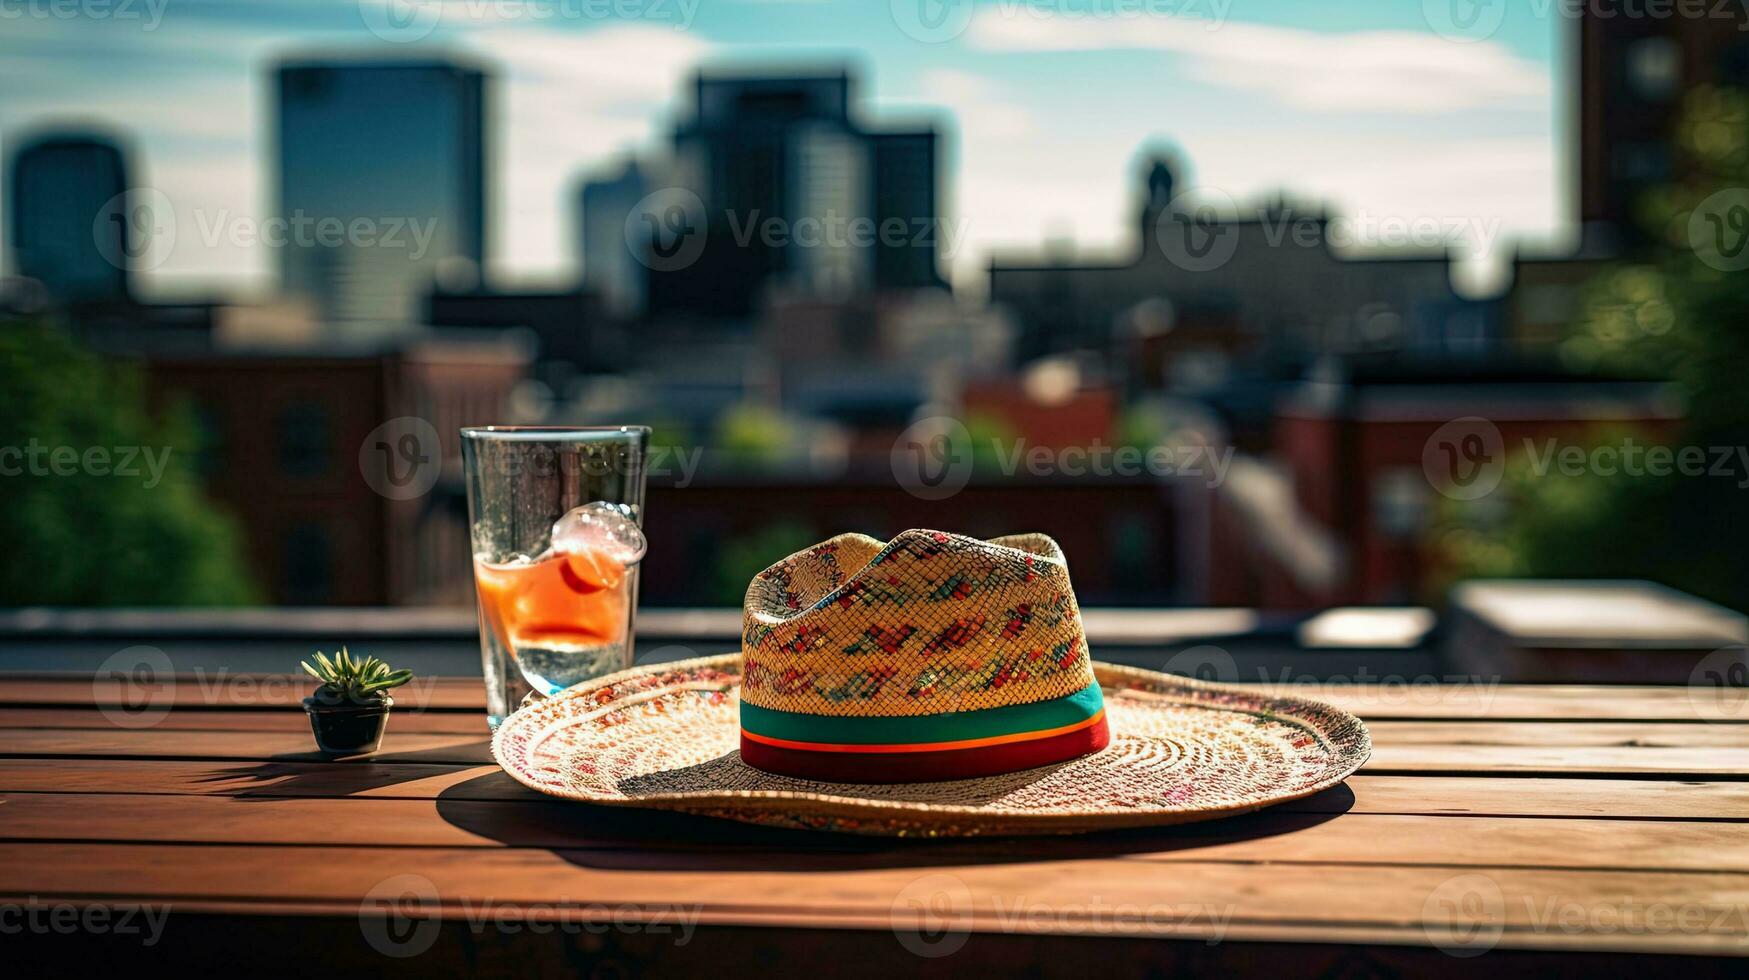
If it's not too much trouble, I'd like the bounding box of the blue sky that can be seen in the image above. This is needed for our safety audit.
[0,0,1566,296]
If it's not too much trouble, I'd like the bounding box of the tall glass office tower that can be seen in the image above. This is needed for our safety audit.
[275,59,486,330]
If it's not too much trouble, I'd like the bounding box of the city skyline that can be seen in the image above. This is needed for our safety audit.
[0,1,1563,297]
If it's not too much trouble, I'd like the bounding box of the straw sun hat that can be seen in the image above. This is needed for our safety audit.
[493,530,1371,836]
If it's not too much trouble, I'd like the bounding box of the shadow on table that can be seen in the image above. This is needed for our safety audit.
[198,741,497,797]
[432,769,1357,872]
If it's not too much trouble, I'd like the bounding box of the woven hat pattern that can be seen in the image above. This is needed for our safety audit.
[741,530,1095,719]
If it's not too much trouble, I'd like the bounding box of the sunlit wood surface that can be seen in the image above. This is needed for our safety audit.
[2,673,1746,975]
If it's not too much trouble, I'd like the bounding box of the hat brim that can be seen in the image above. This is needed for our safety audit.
[492,654,1371,837]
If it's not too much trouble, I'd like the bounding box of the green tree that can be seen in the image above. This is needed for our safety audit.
[1428,86,1749,611]
[0,321,258,605]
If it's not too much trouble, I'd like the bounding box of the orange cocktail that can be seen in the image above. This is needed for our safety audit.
[472,546,632,694]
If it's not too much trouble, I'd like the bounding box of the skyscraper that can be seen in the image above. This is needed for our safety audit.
[275,59,486,328]
[870,130,941,291]
[580,159,651,319]
[642,70,943,318]
[7,133,131,304]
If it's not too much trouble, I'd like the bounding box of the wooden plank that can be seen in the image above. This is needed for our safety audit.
[10,710,1749,752]
[1370,722,1749,748]
[0,707,489,735]
[3,843,1746,955]
[1368,745,1749,778]
[0,730,494,764]
[1268,683,1749,723]
[10,726,1749,776]
[1,760,1747,821]
[3,794,1748,874]
[5,674,1746,722]
[0,758,518,800]
[0,674,484,711]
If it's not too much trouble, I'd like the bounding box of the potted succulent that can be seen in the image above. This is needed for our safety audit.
[300,647,413,756]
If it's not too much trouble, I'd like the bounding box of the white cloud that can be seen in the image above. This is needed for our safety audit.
[967,12,1550,113]
[917,68,1036,141]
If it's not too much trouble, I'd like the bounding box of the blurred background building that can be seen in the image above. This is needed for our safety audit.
[275,58,488,330]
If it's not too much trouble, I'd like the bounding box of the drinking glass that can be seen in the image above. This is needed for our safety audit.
[460,426,649,728]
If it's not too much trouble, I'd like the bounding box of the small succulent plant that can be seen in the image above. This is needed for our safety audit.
[301,647,413,705]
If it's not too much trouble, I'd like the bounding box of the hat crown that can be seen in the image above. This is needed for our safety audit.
[741,529,1095,719]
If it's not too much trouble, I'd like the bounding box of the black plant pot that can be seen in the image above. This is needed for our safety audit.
[303,694,393,756]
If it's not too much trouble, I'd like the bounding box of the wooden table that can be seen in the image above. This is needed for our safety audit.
[3,673,1746,975]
